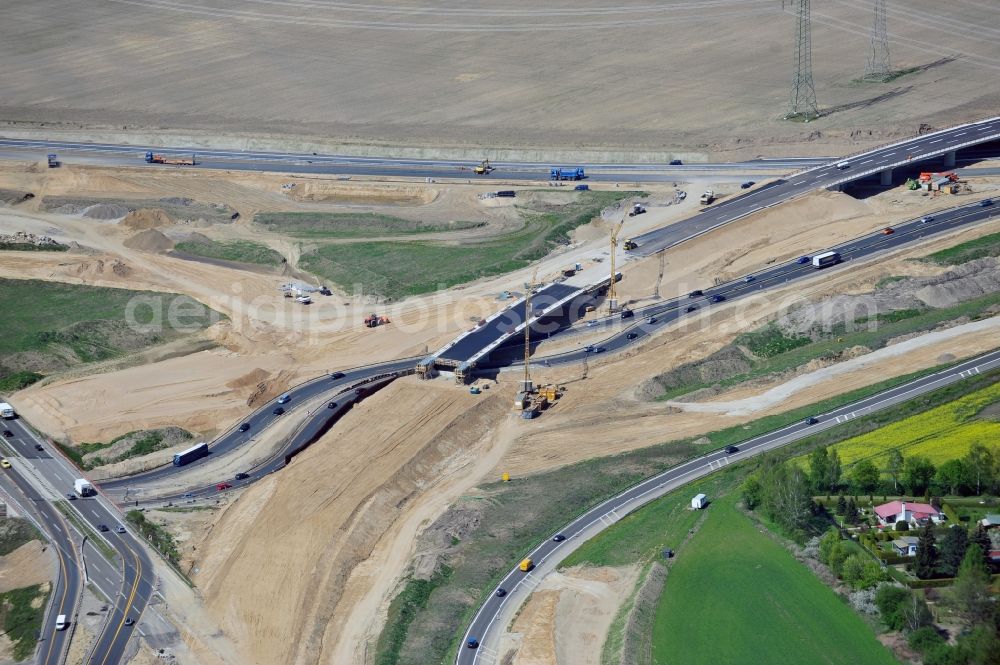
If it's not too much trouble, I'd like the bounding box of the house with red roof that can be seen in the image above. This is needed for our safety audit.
[874,500,944,528]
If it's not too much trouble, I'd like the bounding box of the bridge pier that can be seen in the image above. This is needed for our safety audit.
[880,169,893,186]
[943,150,956,169]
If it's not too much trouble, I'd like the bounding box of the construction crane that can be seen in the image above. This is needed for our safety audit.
[608,218,625,314]
[473,159,494,175]
[522,267,540,394]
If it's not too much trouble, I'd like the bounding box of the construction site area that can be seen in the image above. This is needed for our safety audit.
[0,3,999,665]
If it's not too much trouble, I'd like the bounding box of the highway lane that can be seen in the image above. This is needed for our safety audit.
[0,432,81,665]
[630,116,1000,255]
[458,348,1000,664]
[2,418,152,665]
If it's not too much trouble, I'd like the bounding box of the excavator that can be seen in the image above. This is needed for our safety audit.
[364,313,391,328]
[473,159,494,175]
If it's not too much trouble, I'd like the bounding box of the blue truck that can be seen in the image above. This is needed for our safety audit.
[550,167,586,181]
[173,442,209,467]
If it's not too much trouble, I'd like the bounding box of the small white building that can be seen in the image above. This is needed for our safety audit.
[691,493,707,510]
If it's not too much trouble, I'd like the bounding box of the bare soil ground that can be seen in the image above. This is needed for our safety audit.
[500,566,640,665]
[0,540,54,593]
[1,2,998,158]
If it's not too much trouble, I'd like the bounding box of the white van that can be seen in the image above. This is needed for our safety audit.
[55,614,68,630]
[836,161,850,170]
[277,393,291,404]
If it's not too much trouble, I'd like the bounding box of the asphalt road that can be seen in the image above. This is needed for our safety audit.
[0,138,827,182]
[1,418,154,665]
[457,348,1000,665]
[630,116,1000,254]
[0,433,80,665]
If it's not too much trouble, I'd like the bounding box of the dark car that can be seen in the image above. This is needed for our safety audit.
[620,309,634,319]
[583,345,595,353]
[626,332,638,340]
[553,534,566,542]
[238,423,251,432]
[66,493,77,500]
[710,294,726,303]
[124,617,135,627]
[686,305,698,313]
[328,401,338,409]
[467,638,480,649]
[273,406,285,416]
[98,524,109,532]
[34,443,44,451]
[669,159,683,165]
[688,289,704,298]
[182,492,195,498]
[2,429,12,437]
[796,256,811,264]
[594,346,606,353]
[744,275,755,283]
[805,416,819,425]
[724,445,739,454]
[981,198,993,207]
[235,472,250,480]
[496,587,507,597]
[330,371,345,379]
[741,181,755,189]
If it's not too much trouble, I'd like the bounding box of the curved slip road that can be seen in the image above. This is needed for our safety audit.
[457,348,1000,664]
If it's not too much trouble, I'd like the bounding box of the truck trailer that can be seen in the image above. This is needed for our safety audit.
[74,478,95,497]
[811,251,841,269]
[0,402,14,419]
[549,167,586,181]
[47,154,60,168]
[145,151,197,166]
[173,442,209,467]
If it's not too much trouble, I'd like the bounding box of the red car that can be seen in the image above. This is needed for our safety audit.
[216,482,232,491]
[882,227,895,235]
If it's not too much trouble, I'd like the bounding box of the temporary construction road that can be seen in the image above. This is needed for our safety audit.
[456,348,1000,664]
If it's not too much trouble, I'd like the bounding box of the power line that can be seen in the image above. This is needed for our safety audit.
[786,0,819,121]
[863,0,892,81]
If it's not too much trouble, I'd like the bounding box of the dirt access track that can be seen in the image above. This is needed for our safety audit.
[1,1,998,159]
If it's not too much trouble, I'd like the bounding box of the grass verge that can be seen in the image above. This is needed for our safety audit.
[919,229,1000,266]
[652,492,897,665]
[255,212,484,239]
[376,566,453,665]
[56,428,193,471]
[125,510,180,565]
[0,242,68,252]
[300,191,636,300]
[0,518,43,556]
[0,278,221,389]
[173,238,286,266]
[54,502,115,561]
[654,290,1000,401]
[0,584,50,660]
[0,370,44,392]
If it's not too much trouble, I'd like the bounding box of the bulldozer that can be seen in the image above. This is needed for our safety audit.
[623,238,638,251]
[364,313,390,328]
[473,159,494,175]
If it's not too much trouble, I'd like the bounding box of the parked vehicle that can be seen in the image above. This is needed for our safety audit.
[574,184,589,191]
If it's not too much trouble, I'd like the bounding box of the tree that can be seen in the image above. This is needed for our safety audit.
[948,545,993,628]
[826,449,842,494]
[895,520,910,532]
[962,444,995,496]
[970,524,992,567]
[938,526,969,578]
[741,475,762,510]
[901,592,933,632]
[809,447,830,493]
[875,584,912,630]
[886,449,904,492]
[819,528,841,564]
[936,459,968,496]
[759,459,813,533]
[844,498,860,525]
[852,459,880,498]
[915,522,938,579]
[836,494,847,515]
[905,456,936,496]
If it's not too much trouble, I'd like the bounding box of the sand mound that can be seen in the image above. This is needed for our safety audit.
[82,203,131,220]
[226,367,294,407]
[195,378,507,665]
[123,229,173,253]
[122,208,173,230]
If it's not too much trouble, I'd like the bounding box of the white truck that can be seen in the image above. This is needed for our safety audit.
[73,478,95,497]
[699,189,715,205]
[0,402,14,419]
[812,251,841,269]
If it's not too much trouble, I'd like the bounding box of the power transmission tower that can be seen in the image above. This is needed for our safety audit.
[786,0,819,121]
[863,0,891,81]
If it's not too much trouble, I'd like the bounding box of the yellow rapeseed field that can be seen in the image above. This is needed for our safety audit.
[809,382,1000,469]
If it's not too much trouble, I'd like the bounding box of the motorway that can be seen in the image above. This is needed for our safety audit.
[457,348,1000,665]
[630,116,1000,254]
[1,419,154,665]
[0,434,80,665]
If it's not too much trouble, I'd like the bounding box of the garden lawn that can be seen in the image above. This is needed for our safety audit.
[652,493,898,665]
[822,381,1000,468]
